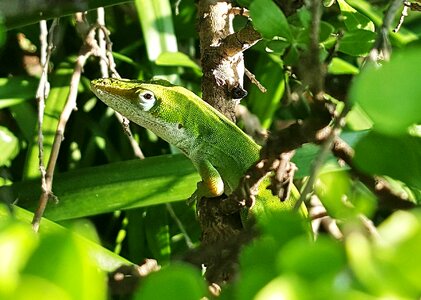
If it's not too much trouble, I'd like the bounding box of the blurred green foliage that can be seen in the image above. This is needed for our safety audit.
[0,0,420,298]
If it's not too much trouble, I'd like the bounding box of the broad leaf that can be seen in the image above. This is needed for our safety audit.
[338,29,376,56]
[4,154,199,221]
[0,126,19,167]
[354,132,421,190]
[134,263,207,300]
[350,48,421,135]
[328,57,359,75]
[156,52,201,72]
[0,77,38,109]
[337,0,375,31]
[250,0,292,40]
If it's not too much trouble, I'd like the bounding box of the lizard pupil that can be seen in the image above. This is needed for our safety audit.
[143,92,153,100]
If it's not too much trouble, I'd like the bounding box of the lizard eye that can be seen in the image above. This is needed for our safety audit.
[138,91,156,111]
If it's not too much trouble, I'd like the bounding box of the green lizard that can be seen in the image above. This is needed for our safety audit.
[90,78,299,214]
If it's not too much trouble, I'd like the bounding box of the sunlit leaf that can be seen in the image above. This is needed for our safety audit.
[135,0,177,61]
[0,77,38,109]
[337,0,375,31]
[0,126,19,167]
[250,0,292,40]
[134,263,207,300]
[354,132,421,190]
[338,29,376,56]
[6,154,199,221]
[328,57,359,75]
[350,48,421,135]
[277,236,345,280]
[156,52,201,72]
[23,66,73,179]
[23,231,106,300]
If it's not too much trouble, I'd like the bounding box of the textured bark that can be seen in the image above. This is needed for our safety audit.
[198,0,259,121]
[196,0,261,284]
[198,1,237,121]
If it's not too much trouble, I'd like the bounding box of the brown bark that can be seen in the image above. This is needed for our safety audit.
[198,0,260,121]
[196,0,261,284]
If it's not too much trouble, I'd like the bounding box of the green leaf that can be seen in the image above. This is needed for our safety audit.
[255,275,306,300]
[283,44,300,65]
[338,29,376,56]
[354,132,421,190]
[236,0,252,7]
[145,205,171,265]
[135,0,177,61]
[337,0,375,31]
[23,67,73,179]
[134,263,207,300]
[346,103,373,131]
[292,130,368,178]
[250,0,292,40]
[156,52,201,72]
[112,51,141,68]
[345,232,388,295]
[0,126,19,167]
[328,57,359,75]
[319,21,335,42]
[350,48,421,135]
[9,102,37,142]
[0,76,38,109]
[0,211,38,298]
[7,154,199,221]
[23,231,106,300]
[0,205,131,273]
[347,210,421,297]
[0,15,5,47]
[237,238,279,299]
[316,171,355,219]
[346,0,417,47]
[247,54,284,128]
[377,209,421,294]
[277,236,345,280]
[266,39,289,55]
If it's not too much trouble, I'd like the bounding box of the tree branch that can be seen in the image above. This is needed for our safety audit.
[219,22,261,57]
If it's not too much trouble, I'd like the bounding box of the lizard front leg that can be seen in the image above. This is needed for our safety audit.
[187,156,224,205]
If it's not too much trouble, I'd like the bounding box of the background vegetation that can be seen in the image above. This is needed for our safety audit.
[0,0,421,299]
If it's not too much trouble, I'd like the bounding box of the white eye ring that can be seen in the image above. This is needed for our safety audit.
[138,91,156,111]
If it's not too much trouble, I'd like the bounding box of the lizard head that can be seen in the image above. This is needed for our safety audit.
[90,77,178,120]
[90,78,200,144]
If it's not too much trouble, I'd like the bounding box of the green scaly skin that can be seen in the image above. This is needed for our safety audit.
[90,78,300,215]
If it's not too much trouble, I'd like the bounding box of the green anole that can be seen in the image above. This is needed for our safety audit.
[90,78,300,216]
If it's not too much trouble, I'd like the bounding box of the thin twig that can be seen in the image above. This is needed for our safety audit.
[393,1,411,32]
[174,0,182,15]
[94,14,144,159]
[291,0,329,210]
[32,19,58,232]
[331,137,414,210]
[36,20,48,197]
[165,203,194,249]
[294,106,349,211]
[308,0,324,100]
[369,0,404,62]
[359,214,381,240]
[33,14,96,231]
[229,7,250,17]
[244,68,266,93]
[97,7,109,77]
